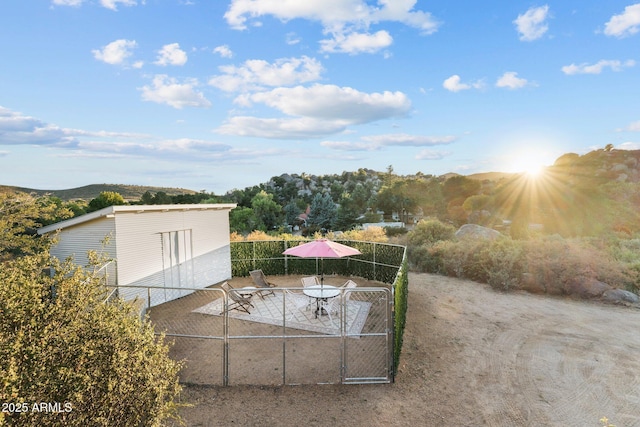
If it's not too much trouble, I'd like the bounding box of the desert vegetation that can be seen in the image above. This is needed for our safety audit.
[0,192,183,426]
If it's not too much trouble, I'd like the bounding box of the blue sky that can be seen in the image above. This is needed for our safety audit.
[1,1,639,194]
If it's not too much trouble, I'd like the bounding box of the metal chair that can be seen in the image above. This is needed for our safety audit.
[249,269,276,298]
[220,282,254,315]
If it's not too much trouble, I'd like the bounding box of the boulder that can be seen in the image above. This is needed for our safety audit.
[564,277,612,299]
[455,224,502,240]
[601,289,640,304]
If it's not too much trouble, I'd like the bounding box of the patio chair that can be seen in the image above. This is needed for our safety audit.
[321,282,356,324]
[249,269,276,299]
[284,289,312,320]
[341,279,358,289]
[301,276,320,306]
[301,276,320,287]
[220,282,254,315]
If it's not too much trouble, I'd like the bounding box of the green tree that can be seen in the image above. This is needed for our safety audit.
[283,199,301,227]
[0,195,182,426]
[87,191,126,212]
[229,206,257,234]
[251,190,282,231]
[334,193,360,231]
[307,193,337,231]
[0,253,183,426]
[0,192,72,261]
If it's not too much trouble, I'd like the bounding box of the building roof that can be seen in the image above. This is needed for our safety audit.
[37,203,237,235]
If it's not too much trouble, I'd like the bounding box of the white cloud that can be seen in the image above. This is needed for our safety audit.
[242,84,411,123]
[286,32,301,45]
[209,56,324,92]
[52,0,139,9]
[361,133,455,147]
[496,71,529,89]
[92,39,137,65]
[514,5,550,41]
[443,75,483,92]
[604,3,640,38]
[0,107,77,147]
[415,149,449,160]
[139,75,211,109]
[216,85,411,139]
[320,30,393,54]
[0,106,247,163]
[100,0,138,11]
[216,116,348,139]
[155,43,188,66]
[618,142,640,150]
[624,120,640,131]
[561,59,636,75]
[321,133,455,151]
[224,0,439,54]
[213,45,234,58]
[52,0,84,6]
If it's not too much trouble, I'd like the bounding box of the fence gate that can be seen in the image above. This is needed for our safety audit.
[142,285,393,386]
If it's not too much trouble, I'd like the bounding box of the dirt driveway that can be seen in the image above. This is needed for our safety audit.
[172,273,640,427]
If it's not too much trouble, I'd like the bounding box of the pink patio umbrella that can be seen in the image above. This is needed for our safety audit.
[282,239,362,287]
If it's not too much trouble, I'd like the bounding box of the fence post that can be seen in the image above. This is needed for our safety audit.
[372,242,377,281]
[284,241,288,275]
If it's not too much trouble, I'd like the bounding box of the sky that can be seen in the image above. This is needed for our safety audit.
[1,1,640,194]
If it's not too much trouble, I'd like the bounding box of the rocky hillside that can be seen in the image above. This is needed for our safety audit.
[551,148,640,183]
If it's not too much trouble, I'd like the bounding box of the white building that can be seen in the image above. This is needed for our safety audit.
[37,203,236,308]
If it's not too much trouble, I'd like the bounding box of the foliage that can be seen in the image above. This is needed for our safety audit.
[393,259,409,376]
[337,226,388,243]
[0,252,182,426]
[406,219,456,247]
[0,192,72,261]
[307,193,337,231]
[87,191,127,213]
[283,199,301,227]
[409,233,637,295]
[229,206,257,234]
[251,190,282,231]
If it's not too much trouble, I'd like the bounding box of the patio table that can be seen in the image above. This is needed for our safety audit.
[303,285,340,318]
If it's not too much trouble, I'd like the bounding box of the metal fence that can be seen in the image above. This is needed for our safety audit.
[122,285,393,385]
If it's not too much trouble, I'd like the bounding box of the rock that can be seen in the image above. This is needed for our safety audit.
[564,277,612,299]
[455,224,502,240]
[601,289,640,304]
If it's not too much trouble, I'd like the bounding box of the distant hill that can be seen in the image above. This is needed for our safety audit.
[0,184,198,201]
[467,171,517,181]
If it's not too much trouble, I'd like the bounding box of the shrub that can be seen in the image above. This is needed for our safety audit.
[407,219,456,247]
[339,226,388,243]
[523,237,634,295]
[477,238,524,291]
[0,253,183,427]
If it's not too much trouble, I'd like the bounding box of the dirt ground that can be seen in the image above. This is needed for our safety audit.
[170,273,640,427]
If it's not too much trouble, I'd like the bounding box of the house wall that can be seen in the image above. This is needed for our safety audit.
[114,208,232,307]
[49,216,117,285]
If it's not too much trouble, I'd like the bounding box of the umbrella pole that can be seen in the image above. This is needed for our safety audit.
[320,258,324,289]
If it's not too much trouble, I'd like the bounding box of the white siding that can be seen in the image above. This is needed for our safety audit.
[50,217,116,271]
[113,208,232,307]
[42,204,234,309]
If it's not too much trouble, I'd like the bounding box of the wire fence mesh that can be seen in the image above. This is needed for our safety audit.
[129,283,392,385]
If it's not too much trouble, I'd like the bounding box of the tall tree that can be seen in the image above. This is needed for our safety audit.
[87,191,126,212]
[251,190,282,231]
[307,193,337,231]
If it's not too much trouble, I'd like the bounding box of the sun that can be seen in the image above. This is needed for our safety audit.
[523,162,545,177]
[508,151,550,178]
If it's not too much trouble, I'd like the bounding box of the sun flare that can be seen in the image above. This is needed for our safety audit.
[509,151,550,178]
